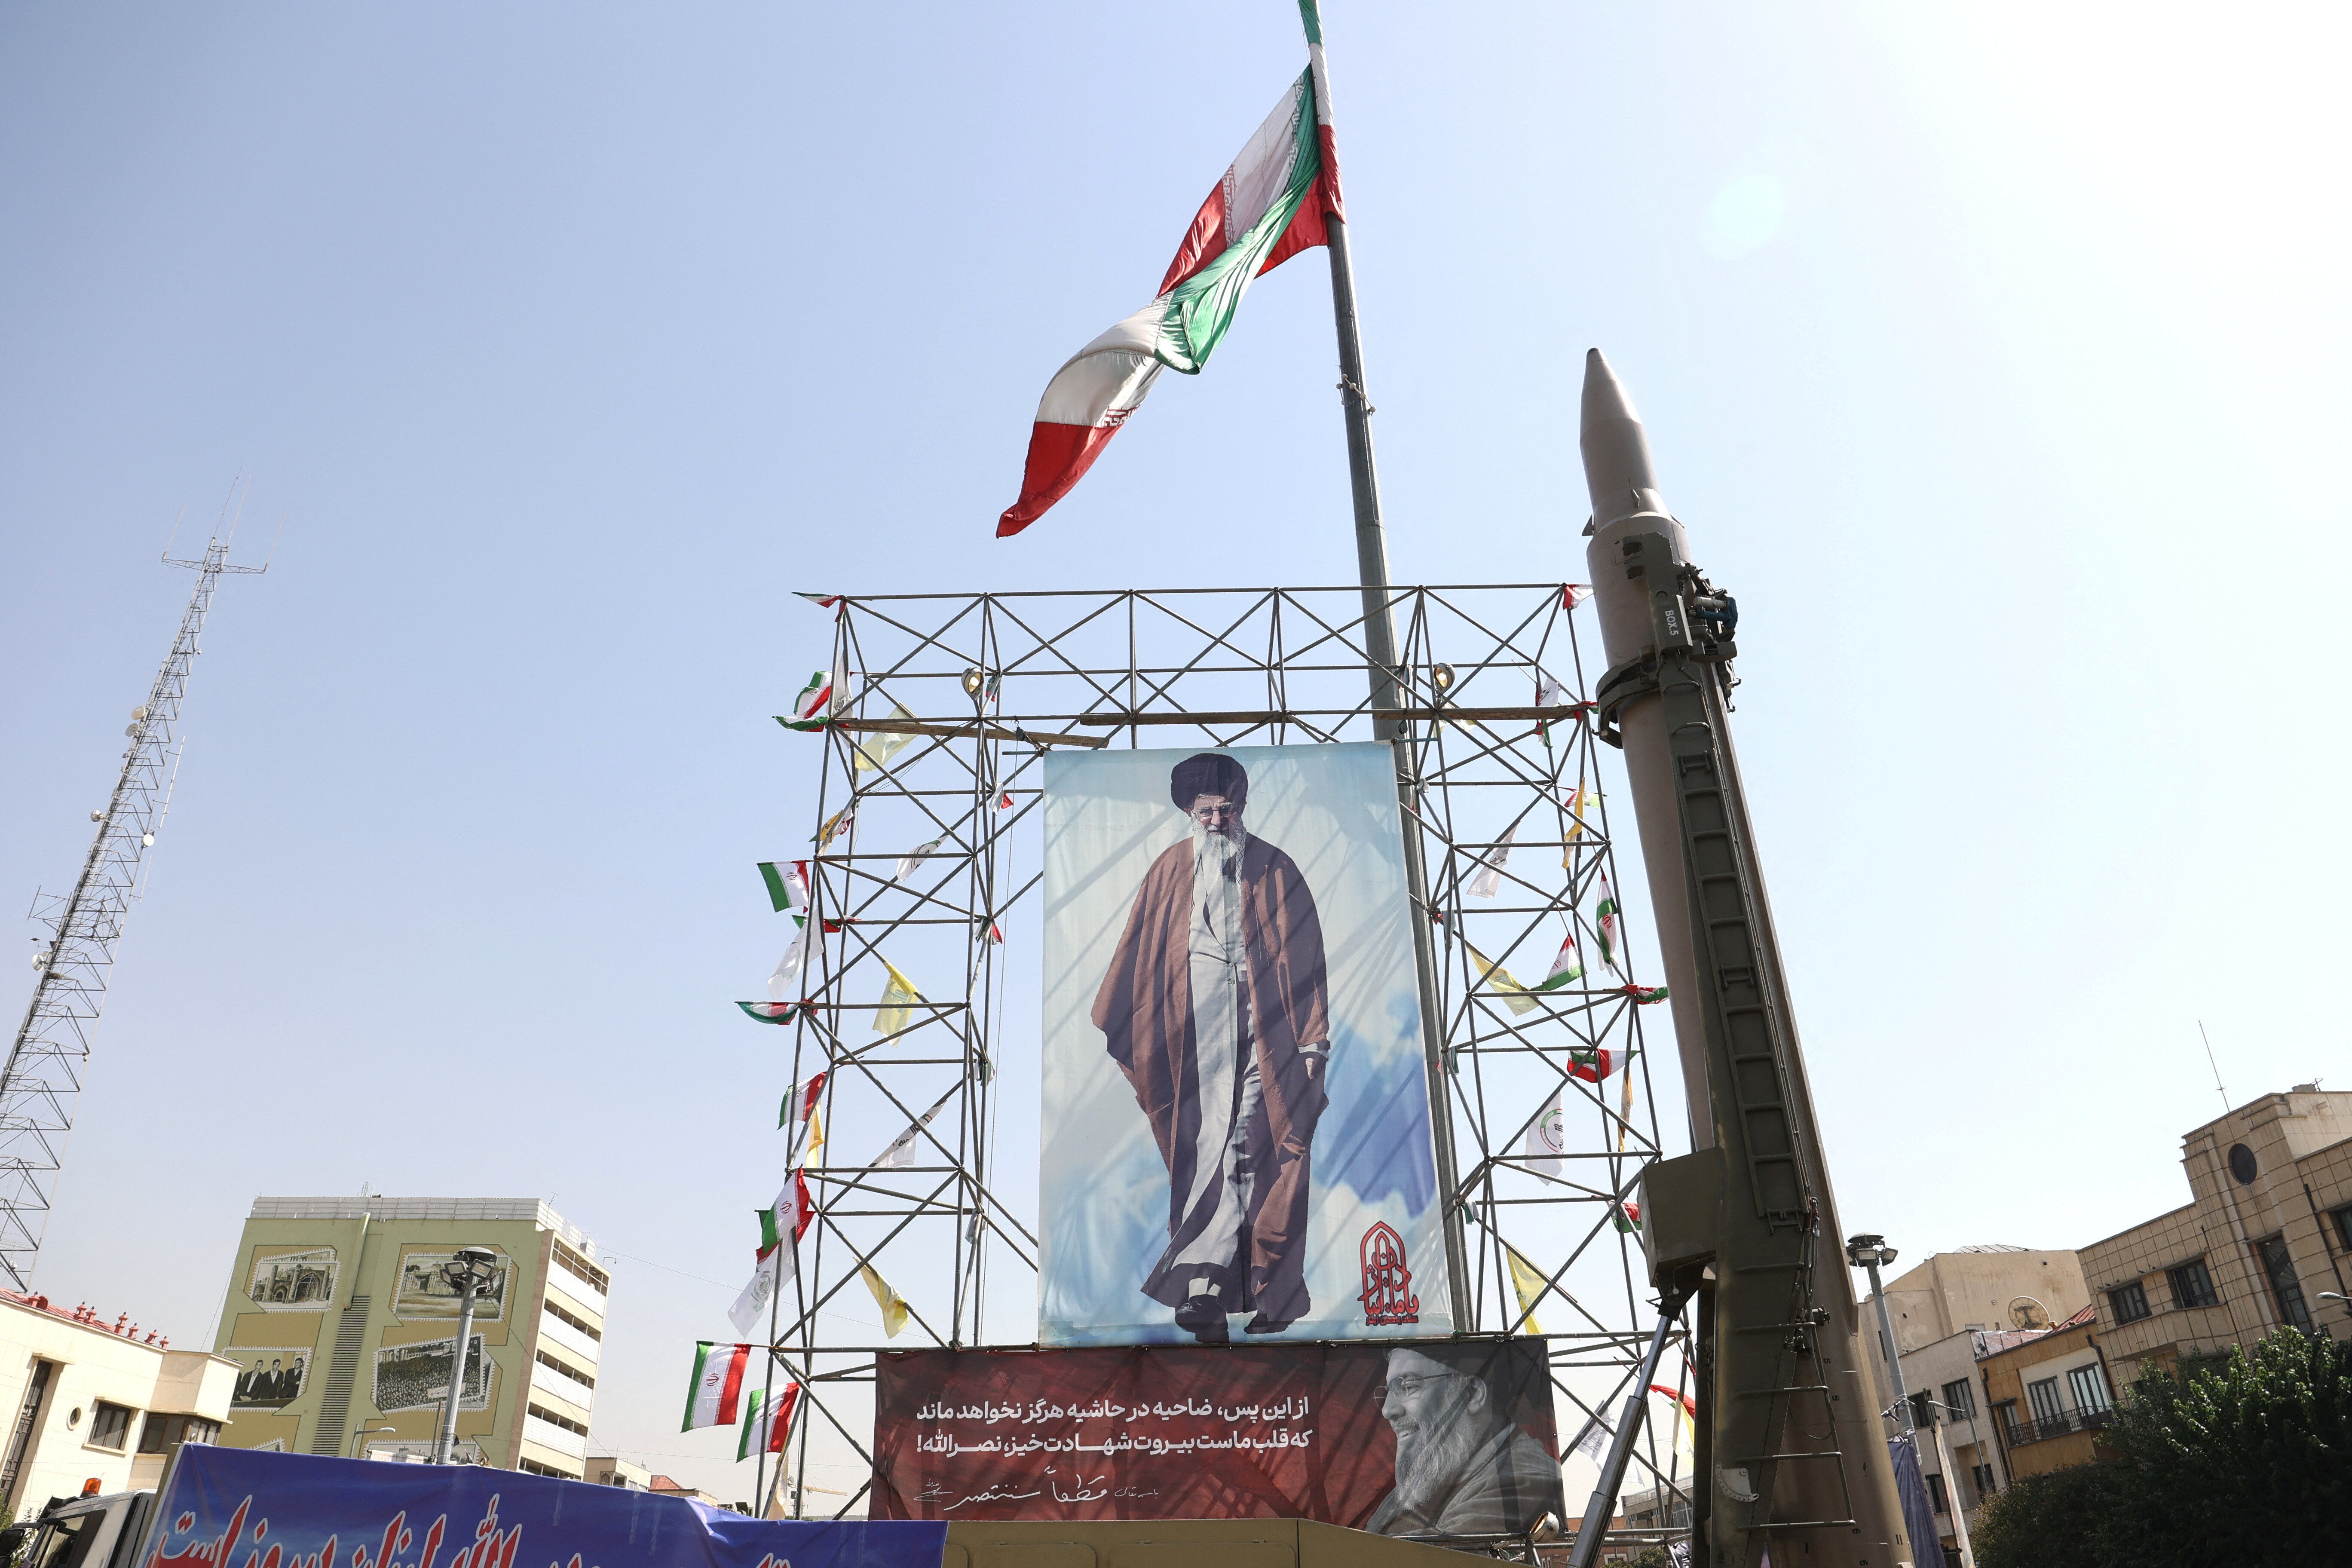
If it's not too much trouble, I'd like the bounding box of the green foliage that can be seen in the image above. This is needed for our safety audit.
[1972,1329,2352,1568]
[1616,1550,1671,1568]
[1969,1462,2123,1568]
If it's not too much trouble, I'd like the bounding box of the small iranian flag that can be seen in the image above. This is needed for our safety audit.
[1614,1200,1645,1234]
[759,860,811,919]
[778,1070,827,1130]
[738,1382,802,1461]
[778,668,847,732]
[729,1170,814,1339]
[996,18,1344,536]
[736,1000,805,1025]
[796,592,844,613]
[1566,1046,1626,1084]
[994,790,1015,813]
[1596,869,1625,975]
[681,1341,753,1431]
[1536,931,1583,990]
[1563,584,1594,610]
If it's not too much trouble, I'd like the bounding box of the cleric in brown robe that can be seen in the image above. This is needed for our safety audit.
[1092,752,1330,1342]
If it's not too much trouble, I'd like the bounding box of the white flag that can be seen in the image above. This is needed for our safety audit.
[1467,821,1517,899]
[766,923,810,1003]
[1571,1411,1611,1462]
[1524,1091,1567,1176]
[873,1086,957,1170]
[894,837,944,883]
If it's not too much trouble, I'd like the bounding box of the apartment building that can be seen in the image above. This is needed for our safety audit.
[1977,1305,2113,1481]
[1859,1245,2088,1563]
[209,1196,608,1478]
[2079,1086,2352,1383]
[0,1290,237,1522]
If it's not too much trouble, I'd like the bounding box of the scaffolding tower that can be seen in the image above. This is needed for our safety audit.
[751,583,1696,1554]
[0,533,260,1289]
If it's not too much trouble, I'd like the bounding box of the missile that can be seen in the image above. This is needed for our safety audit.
[1575,349,1911,1568]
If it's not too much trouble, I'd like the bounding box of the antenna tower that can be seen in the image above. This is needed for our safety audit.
[0,527,262,1289]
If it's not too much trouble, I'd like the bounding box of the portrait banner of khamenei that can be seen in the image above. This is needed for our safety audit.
[1041,744,1454,1346]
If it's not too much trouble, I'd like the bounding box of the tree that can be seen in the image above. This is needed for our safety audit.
[1972,1328,2351,1568]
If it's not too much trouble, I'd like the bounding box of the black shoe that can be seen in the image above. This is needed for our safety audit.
[1174,1294,1229,1343]
[1242,1312,1296,1335]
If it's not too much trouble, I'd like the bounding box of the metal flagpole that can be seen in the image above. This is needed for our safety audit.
[1313,4,1470,1327]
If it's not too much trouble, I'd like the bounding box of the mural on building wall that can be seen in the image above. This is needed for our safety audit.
[372,1333,493,1414]
[228,1348,313,1408]
[393,1250,513,1321]
[246,1246,339,1310]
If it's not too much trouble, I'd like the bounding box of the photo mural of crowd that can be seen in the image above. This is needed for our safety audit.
[372,1334,493,1414]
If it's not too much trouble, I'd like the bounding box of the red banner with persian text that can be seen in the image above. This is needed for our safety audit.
[871,1339,1562,1540]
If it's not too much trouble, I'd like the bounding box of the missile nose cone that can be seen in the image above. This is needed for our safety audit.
[1580,348,1664,530]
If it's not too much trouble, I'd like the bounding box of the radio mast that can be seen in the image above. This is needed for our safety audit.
[0,526,262,1289]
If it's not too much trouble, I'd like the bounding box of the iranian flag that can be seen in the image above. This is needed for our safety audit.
[759,860,811,919]
[1596,869,1625,975]
[996,19,1343,537]
[1536,931,1583,990]
[729,1170,815,1339]
[739,1381,802,1460]
[681,1341,753,1431]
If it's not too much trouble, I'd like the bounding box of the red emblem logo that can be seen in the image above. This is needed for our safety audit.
[1359,1222,1420,1326]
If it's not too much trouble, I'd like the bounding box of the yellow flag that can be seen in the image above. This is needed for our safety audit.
[1505,1246,1548,1334]
[805,1106,826,1164]
[1561,783,1602,864]
[876,957,924,1036]
[1465,941,1541,1017]
[861,1263,910,1338]
[854,702,921,772]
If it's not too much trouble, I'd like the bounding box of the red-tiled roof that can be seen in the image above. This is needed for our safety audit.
[2052,1302,2098,1331]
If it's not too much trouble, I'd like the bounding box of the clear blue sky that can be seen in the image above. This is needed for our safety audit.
[3,1,2345,1500]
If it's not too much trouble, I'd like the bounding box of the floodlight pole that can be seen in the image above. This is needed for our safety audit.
[1326,207,1468,1327]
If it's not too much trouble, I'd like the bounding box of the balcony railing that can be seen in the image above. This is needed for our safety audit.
[2006,1405,2112,1446]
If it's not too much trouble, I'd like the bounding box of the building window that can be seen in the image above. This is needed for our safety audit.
[545,1301,602,1342]
[551,1242,609,1295]
[1908,1391,1936,1430]
[1941,1379,1977,1422]
[1924,1471,1949,1514]
[527,1403,589,1438]
[86,1402,135,1452]
[2,1360,57,1508]
[2026,1378,2063,1427]
[536,1349,595,1390]
[2168,1258,2219,1310]
[2107,1281,2151,1323]
[2333,1206,2352,1255]
[1997,1401,2021,1442]
[2254,1234,2313,1331]
[1972,1462,1998,1501]
[516,1457,577,1479]
[137,1414,221,1454]
[2067,1364,2111,1416]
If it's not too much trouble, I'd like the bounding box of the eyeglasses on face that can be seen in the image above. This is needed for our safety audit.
[1374,1372,1461,1402]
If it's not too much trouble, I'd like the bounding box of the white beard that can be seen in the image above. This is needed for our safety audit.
[1391,1414,1489,1518]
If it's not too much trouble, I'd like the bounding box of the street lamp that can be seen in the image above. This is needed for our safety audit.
[348,1423,398,1458]
[1848,1234,1977,1568]
[430,1247,500,1465]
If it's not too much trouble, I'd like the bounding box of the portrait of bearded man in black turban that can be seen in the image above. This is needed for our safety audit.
[1090,752,1332,1342]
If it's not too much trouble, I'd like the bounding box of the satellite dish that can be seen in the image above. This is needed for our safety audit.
[2009,1296,2049,1330]
[131,707,148,722]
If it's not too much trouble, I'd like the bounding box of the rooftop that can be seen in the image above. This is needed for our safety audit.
[0,1287,179,1350]
[249,1196,594,1254]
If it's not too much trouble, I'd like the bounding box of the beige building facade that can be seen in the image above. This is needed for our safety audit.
[0,1289,237,1522]
[209,1197,607,1479]
[1859,1246,2088,1564]
[1977,1305,2113,1482]
[2080,1087,2352,1383]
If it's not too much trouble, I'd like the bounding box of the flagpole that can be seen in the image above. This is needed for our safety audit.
[1312,3,1470,1330]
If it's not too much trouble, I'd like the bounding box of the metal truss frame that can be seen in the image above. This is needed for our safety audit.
[749,585,1698,1549]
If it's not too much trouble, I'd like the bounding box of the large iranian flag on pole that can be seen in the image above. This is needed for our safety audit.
[996,6,1344,537]
[681,1341,753,1431]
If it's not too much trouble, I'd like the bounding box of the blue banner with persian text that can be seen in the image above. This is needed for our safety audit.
[142,1446,942,1568]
